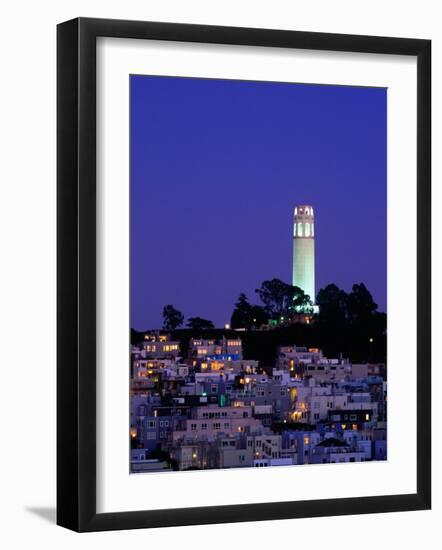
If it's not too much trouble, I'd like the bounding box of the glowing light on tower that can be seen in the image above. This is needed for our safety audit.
[292,205,315,304]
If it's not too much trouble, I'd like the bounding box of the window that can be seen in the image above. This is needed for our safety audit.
[298,222,303,237]
[201,423,208,430]
[311,223,314,236]
[190,423,197,431]
[305,222,310,237]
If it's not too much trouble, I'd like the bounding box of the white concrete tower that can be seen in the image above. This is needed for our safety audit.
[292,205,315,304]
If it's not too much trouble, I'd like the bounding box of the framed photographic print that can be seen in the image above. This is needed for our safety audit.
[57,17,431,532]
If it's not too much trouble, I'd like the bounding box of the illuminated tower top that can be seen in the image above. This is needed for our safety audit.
[293,205,314,239]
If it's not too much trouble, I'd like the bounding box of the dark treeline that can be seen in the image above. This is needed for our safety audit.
[315,282,386,363]
[131,281,386,365]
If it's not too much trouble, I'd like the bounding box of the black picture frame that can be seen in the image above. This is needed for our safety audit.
[57,17,431,532]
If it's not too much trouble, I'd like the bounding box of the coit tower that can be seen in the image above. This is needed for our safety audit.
[292,205,315,304]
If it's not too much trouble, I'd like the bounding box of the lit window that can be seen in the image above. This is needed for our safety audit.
[311,223,314,237]
[305,223,310,237]
[293,224,297,237]
[298,223,303,237]
[294,207,297,216]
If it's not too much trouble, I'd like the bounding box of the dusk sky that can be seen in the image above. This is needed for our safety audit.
[130,75,386,330]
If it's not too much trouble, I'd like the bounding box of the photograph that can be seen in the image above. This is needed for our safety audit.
[129,75,388,473]
[0,0,434,541]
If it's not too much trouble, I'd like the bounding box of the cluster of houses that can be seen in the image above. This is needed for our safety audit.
[130,333,387,472]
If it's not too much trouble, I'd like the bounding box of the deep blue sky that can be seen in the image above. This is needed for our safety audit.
[130,75,386,330]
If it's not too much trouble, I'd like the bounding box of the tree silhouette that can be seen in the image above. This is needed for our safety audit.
[289,285,313,314]
[255,278,291,317]
[316,283,348,325]
[230,293,252,329]
[255,278,312,319]
[230,293,269,329]
[316,282,386,361]
[347,283,378,323]
[186,317,215,330]
[162,304,184,331]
